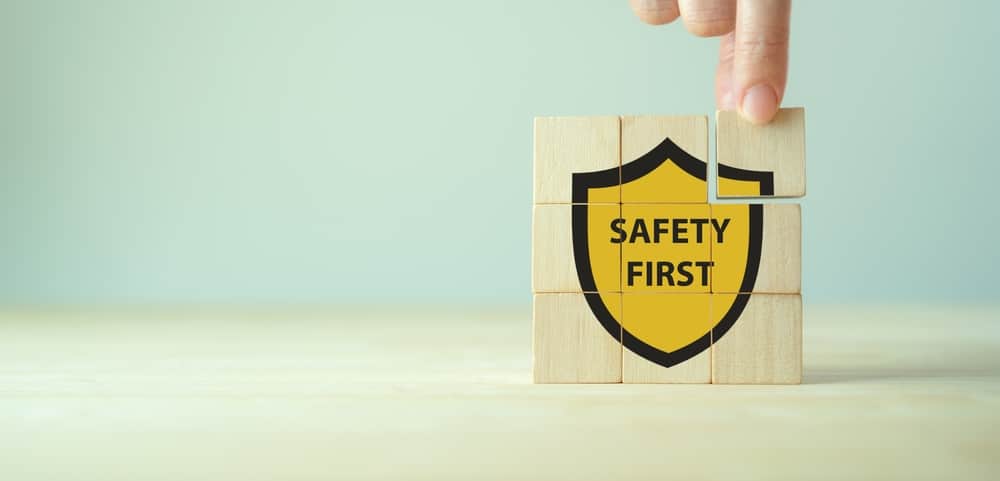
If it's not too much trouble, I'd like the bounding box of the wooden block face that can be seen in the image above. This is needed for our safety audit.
[620,204,712,294]
[534,116,620,204]
[711,293,802,384]
[621,115,709,204]
[532,204,621,293]
[621,293,711,383]
[717,108,805,198]
[711,204,800,294]
[533,293,622,383]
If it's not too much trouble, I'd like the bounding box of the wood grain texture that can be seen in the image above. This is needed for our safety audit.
[621,115,708,203]
[531,204,578,292]
[717,108,806,198]
[756,204,801,293]
[532,204,621,293]
[712,294,802,384]
[533,116,619,204]
[533,292,621,383]
[1,306,999,480]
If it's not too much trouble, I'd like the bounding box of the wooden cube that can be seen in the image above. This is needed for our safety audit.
[620,204,712,294]
[533,292,622,383]
[711,293,802,384]
[532,204,621,293]
[621,115,708,204]
[711,204,801,294]
[533,116,620,204]
[621,293,711,383]
[716,108,805,198]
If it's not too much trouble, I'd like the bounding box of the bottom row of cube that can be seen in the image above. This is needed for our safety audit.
[532,292,802,384]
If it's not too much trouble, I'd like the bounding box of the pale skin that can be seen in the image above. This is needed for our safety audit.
[628,0,791,124]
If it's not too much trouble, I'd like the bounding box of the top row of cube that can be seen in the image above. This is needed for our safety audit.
[533,109,805,203]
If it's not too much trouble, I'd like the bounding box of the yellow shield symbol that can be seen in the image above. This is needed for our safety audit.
[572,137,774,368]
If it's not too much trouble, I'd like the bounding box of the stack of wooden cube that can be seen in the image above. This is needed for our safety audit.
[532,109,805,384]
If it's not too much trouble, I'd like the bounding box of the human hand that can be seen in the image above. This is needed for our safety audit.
[628,0,791,124]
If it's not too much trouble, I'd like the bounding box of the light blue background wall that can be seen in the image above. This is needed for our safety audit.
[2,1,998,306]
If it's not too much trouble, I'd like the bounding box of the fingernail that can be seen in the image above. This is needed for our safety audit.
[740,84,779,124]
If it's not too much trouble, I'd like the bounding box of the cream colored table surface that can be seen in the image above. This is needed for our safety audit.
[1,305,998,481]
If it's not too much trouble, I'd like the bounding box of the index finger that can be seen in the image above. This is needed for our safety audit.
[734,0,791,124]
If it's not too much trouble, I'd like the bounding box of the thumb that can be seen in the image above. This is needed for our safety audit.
[734,0,790,124]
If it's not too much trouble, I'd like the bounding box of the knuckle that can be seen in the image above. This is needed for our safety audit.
[718,40,736,64]
[684,4,732,21]
[680,3,734,37]
[736,28,789,59]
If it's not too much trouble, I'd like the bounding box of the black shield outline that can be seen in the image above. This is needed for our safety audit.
[572,137,775,368]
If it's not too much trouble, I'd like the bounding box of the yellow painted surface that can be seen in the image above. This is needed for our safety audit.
[718,174,767,197]
[710,203,754,294]
[584,181,619,204]
[584,204,621,293]
[621,157,707,203]
[623,294,711,353]
[620,204,712,294]
[580,152,771,364]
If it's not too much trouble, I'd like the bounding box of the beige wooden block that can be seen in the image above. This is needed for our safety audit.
[623,345,711,384]
[711,293,802,384]
[757,204,801,293]
[711,204,801,294]
[621,115,709,203]
[534,116,620,204]
[716,108,805,198]
[532,204,577,292]
[532,204,621,293]
[533,292,622,383]
[621,293,711,383]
